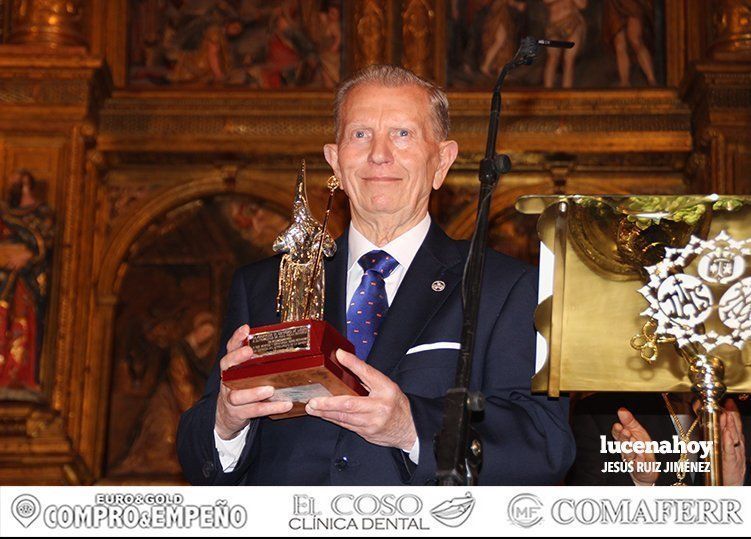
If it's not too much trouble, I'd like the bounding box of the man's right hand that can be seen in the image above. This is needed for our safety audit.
[612,407,660,485]
[214,324,294,440]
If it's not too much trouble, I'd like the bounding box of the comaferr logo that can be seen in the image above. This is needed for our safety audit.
[430,492,476,528]
[551,498,744,525]
[507,493,543,528]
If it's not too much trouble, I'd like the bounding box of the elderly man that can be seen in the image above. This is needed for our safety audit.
[177,65,575,485]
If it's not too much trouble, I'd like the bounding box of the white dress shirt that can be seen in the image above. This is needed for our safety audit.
[215,213,431,472]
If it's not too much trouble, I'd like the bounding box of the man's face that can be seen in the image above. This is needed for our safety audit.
[324,84,458,224]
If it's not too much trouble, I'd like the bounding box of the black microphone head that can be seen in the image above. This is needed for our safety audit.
[514,36,538,66]
[519,36,537,56]
[537,38,576,49]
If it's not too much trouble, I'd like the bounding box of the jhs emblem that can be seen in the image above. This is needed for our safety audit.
[639,230,751,351]
[656,274,713,326]
[432,280,446,292]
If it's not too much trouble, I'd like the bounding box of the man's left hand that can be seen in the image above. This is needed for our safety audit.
[305,349,417,452]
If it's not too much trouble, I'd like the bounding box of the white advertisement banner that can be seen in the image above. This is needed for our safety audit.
[1,486,750,537]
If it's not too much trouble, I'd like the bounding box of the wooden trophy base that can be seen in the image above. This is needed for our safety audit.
[221,320,367,419]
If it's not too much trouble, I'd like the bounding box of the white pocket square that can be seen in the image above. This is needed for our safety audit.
[406,342,461,355]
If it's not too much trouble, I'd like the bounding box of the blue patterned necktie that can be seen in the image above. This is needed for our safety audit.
[346,250,400,360]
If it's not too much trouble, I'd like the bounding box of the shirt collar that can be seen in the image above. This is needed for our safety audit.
[347,213,432,274]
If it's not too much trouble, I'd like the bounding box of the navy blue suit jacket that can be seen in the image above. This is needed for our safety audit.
[177,221,575,485]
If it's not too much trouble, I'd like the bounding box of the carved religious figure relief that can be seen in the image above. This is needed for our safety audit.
[447,0,665,88]
[111,311,218,477]
[0,170,55,394]
[402,0,434,78]
[129,0,343,88]
[355,0,386,67]
[602,0,657,86]
[543,0,587,88]
[480,0,527,77]
[105,193,291,480]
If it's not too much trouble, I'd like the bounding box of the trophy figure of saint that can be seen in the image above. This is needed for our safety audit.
[222,161,365,419]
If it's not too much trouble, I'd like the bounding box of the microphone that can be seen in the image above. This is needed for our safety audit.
[436,33,575,486]
[512,36,575,67]
[536,38,575,49]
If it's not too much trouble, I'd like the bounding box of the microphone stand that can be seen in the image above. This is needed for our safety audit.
[435,37,569,486]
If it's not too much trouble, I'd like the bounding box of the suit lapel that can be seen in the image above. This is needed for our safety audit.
[324,229,349,335]
[366,222,463,376]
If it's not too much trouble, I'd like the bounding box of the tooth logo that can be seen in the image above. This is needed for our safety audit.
[430,492,475,528]
[11,494,41,528]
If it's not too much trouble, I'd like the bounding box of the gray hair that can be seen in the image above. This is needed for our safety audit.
[333,64,450,141]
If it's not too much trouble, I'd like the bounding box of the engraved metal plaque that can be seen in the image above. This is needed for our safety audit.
[269,383,333,403]
[248,324,311,357]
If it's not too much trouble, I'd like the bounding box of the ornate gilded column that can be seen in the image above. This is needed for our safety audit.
[1,1,12,43]
[8,0,86,47]
[681,0,751,194]
[401,0,434,79]
[351,0,403,70]
[0,0,111,484]
[353,0,388,68]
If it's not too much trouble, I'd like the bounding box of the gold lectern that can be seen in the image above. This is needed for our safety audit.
[519,195,751,486]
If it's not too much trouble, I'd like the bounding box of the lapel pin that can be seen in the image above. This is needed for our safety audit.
[431,280,446,292]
